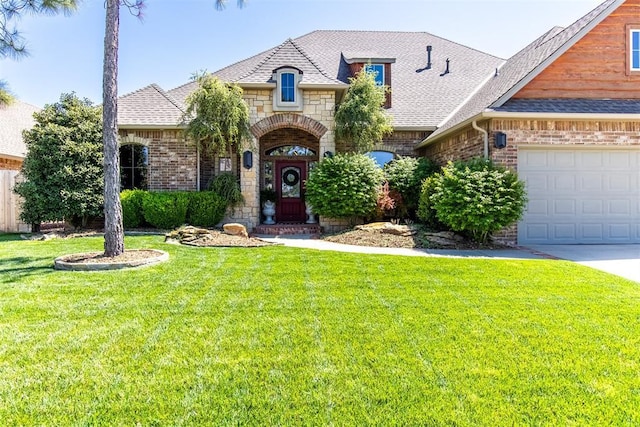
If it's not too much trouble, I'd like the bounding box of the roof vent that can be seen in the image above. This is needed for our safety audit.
[440,58,450,77]
[426,45,432,70]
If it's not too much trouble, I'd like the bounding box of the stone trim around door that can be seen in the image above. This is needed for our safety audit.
[250,113,328,140]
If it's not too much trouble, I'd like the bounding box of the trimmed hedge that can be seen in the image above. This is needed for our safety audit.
[120,189,146,228]
[305,153,384,220]
[121,190,228,229]
[186,191,227,227]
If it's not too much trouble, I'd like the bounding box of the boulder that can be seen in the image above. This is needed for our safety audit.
[223,223,249,238]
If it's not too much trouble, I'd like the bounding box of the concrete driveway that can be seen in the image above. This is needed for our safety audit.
[526,245,640,283]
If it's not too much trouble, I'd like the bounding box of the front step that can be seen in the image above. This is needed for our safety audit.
[253,223,322,236]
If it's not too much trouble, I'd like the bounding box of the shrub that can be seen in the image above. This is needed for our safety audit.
[120,189,146,229]
[384,157,437,218]
[417,175,444,229]
[305,153,384,220]
[427,159,527,243]
[187,192,227,227]
[142,192,190,230]
[208,172,243,207]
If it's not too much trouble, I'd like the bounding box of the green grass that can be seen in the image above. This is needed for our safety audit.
[1,234,639,425]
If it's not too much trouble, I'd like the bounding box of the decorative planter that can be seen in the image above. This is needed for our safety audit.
[305,202,317,224]
[263,200,276,224]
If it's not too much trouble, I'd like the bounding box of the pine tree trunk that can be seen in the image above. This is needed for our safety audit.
[102,0,124,257]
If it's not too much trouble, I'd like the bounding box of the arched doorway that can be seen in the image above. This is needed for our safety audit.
[260,128,320,223]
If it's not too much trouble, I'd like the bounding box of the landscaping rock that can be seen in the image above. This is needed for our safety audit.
[223,223,249,238]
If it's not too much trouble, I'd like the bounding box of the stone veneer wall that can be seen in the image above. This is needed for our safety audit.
[222,89,336,231]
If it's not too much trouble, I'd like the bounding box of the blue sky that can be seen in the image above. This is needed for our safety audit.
[1,0,603,107]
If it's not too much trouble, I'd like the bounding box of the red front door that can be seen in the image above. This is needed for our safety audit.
[276,161,306,222]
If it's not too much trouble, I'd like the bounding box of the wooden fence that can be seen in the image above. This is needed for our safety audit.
[0,170,29,233]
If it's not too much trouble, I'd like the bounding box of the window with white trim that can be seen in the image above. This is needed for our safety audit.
[631,29,640,71]
[273,67,303,111]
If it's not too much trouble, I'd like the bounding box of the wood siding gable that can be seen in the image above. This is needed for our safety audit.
[514,0,640,99]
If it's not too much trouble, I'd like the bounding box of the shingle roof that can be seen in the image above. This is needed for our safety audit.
[0,101,39,160]
[425,0,622,141]
[495,98,640,114]
[163,30,504,129]
[235,38,344,86]
[118,84,185,127]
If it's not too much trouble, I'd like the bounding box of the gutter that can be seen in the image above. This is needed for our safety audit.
[416,110,640,150]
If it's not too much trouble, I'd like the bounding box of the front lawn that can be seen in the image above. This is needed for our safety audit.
[1,235,639,425]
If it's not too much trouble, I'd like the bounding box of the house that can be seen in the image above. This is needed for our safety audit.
[0,100,39,232]
[118,0,640,245]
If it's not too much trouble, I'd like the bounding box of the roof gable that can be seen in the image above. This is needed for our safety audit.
[425,0,624,142]
[118,84,185,127]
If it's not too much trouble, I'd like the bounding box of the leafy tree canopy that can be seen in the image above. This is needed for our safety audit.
[182,72,251,157]
[14,93,104,229]
[334,68,393,153]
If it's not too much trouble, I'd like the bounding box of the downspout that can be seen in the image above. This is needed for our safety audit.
[196,145,201,191]
[472,120,489,159]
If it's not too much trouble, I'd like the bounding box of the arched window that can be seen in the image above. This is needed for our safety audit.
[120,144,148,190]
[366,150,395,167]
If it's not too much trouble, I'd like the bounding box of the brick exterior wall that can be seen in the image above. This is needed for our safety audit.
[119,130,197,191]
[421,118,640,243]
[0,157,22,171]
[336,130,429,156]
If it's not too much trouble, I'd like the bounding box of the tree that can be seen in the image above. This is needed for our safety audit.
[14,93,103,231]
[101,0,242,256]
[334,68,393,153]
[182,73,251,158]
[0,0,78,105]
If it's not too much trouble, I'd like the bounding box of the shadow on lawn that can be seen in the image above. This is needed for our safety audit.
[0,233,27,243]
[0,256,55,283]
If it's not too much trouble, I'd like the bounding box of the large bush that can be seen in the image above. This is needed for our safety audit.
[305,153,384,220]
[120,189,146,229]
[14,93,103,229]
[142,192,190,230]
[420,159,527,243]
[187,191,227,227]
[384,157,437,218]
[208,172,243,207]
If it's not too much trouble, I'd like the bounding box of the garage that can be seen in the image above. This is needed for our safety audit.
[517,146,640,245]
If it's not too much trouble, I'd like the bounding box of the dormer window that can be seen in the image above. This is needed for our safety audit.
[364,64,385,86]
[273,66,303,111]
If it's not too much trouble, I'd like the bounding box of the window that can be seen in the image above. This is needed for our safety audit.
[120,144,148,190]
[266,145,316,157]
[364,64,385,86]
[366,150,395,168]
[272,67,303,111]
[632,29,640,71]
[281,73,295,102]
[219,157,232,172]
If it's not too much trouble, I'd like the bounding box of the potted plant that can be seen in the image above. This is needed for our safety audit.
[260,188,277,224]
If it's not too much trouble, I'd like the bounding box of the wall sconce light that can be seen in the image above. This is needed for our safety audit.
[494,132,507,149]
[243,151,253,169]
[323,151,334,158]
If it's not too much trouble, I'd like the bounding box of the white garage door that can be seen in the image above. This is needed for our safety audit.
[518,146,640,245]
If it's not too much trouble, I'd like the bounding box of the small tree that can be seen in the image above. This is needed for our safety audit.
[305,153,383,222]
[14,93,104,230]
[334,68,393,153]
[182,73,251,157]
